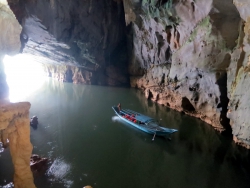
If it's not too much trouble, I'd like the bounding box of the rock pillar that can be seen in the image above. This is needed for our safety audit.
[0,0,36,186]
[0,101,36,188]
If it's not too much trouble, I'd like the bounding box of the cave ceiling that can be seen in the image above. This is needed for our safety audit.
[8,0,128,72]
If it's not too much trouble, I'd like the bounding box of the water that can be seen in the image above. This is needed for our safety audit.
[1,79,250,188]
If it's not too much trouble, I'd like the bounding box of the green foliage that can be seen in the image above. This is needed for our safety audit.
[187,16,212,43]
[142,0,174,19]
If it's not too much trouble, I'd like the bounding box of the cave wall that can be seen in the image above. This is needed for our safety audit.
[124,0,250,148]
[0,0,22,99]
[0,1,36,187]
[8,0,130,86]
[0,101,36,188]
[227,0,250,149]
[4,0,250,148]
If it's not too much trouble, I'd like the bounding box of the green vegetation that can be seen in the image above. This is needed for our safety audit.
[188,16,211,43]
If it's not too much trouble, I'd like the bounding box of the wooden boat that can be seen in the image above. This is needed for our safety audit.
[112,106,178,138]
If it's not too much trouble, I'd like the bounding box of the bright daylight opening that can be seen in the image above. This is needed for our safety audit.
[3,54,46,102]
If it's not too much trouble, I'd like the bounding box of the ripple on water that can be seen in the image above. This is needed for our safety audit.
[0,182,14,188]
[111,116,121,122]
[46,158,73,188]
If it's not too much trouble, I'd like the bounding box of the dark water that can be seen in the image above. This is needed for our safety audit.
[1,78,250,188]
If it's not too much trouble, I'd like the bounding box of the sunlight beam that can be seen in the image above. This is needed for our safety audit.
[3,54,46,102]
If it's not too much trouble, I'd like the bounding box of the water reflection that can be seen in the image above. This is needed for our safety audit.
[1,79,250,188]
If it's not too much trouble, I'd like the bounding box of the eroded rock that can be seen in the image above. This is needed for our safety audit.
[0,0,22,100]
[30,154,48,174]
[8,0,129,86]
[0,101,35,188]
[126,0,240,132]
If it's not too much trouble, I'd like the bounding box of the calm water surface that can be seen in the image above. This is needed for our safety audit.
[1,78,250,188]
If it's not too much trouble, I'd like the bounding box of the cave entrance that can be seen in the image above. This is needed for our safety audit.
[3,54,46,102]
[181,97,195,112]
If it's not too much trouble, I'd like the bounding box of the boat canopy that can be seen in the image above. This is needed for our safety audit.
[121,108,155,123]
[135,115,154,123]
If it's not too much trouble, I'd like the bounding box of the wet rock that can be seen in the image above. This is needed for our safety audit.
[30,154,48,174]
[30,116,38,129]
[126,0,240,133]
[0,101,35,188]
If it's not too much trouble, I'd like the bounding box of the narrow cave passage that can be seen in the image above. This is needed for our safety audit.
[216,71,231,135]
[3,54,46,102]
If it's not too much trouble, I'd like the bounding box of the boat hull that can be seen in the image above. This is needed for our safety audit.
[112,106,177,137]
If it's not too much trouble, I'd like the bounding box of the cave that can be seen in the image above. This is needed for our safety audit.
[1,0,250,187]
[216,71,232,135]
[181,97,195,112]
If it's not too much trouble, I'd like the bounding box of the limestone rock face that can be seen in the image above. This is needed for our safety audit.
[0,0,21,56]
[0,101,36,188]
[0,0,22,100]
[227,0,250,149]
[126,0,250,148]
[42,63,129,86]
[0,1,35,186]
[125,0,241,132]
[8,0,129,86]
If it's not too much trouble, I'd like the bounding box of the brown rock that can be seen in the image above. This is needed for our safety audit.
[30,154,48,174]
[0,101,36,188]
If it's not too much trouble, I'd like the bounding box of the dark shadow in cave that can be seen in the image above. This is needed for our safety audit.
[148,90,153,100]
[216,71,232,136]
[65,69,73,82]
[156,0,170,8]
[181,97,195,112]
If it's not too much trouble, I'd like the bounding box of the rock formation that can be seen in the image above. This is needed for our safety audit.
[125,0,239,131]
[30,154,48,174]
[8,0,130,86]
[123,0,250,148]
[0,101,35,188]
[2,0,250,186]
[0,0,36,187]
[0,0,22,100]
[227,0,250,149]
[0,0,249,156]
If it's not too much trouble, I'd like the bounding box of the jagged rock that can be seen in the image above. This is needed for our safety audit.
[125,0,240,132]
[0,0,22,100]
[227,0,250,148]
[30,115,38,129]
[0,101,35,188]
[30,116,38,125]
[8,0,129,86]
[0,3,36,185]
[126,0,250,148]
[30,154,48,174]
